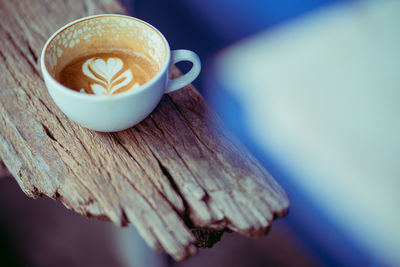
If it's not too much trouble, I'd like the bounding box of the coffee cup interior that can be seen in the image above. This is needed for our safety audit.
[44,15,168,85]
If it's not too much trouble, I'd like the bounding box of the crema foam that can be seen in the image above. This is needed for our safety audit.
[56,49,159,95]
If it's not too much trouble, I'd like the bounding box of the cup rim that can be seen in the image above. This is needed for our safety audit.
[40,14,171,100]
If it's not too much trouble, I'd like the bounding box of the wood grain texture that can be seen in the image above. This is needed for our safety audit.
[0,0,289,260]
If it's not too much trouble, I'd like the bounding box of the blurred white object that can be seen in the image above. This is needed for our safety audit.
[215,0,400,265]
[115,225,167,267]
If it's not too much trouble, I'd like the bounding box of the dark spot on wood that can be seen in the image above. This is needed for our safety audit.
[275,207,290,218]
[86,211,110,222]
[201,191,210,202]
[133,125,141,133]
[31,186,43,199]
[191,228,225,248]
[0,50,6,62]
[52,190,60,199]
[120,208,129,226]
[86,197,94,205]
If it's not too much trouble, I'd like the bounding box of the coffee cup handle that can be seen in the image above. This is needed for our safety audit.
[165,49,201,93]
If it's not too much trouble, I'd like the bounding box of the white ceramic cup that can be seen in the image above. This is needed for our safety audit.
[41,14,201,132]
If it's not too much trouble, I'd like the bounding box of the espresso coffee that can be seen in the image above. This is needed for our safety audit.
[56,49,159,95]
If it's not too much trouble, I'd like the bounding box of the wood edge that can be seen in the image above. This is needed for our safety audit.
[0,159,11,179]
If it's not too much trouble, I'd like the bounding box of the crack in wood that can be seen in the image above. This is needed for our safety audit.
[110,130,189,220]
[147,115,210,196]
[148,116,202,188]
[41,123,56,141]
[152,158,223,250]
[110,132,189,224]
[145,116,235,233]
[110,133,144,171]
[120,207,129,226]
[54,116,68,132]
[149,115,217,206]
[26,39,38,63]
[0,49,6,63]
[41,122,66,150]
[37,98,56,117]
[153,153,190,219]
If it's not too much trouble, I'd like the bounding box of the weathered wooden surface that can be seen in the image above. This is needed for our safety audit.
[0,0,289,261]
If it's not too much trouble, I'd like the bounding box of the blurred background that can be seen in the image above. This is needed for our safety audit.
[1,0,399,266]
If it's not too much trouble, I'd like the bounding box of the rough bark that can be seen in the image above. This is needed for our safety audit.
[0,0,289,260]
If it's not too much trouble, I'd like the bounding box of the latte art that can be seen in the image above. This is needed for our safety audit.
[82,57,139,95]
[56,50,159,95]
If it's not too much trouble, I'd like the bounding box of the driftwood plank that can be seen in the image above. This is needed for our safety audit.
[0,0,289,260]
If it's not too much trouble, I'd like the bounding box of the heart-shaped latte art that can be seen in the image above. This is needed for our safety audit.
[82,56,139,95]
[90,58,123,83]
